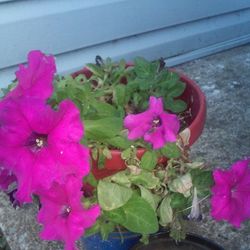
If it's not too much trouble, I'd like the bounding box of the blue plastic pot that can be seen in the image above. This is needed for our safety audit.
[81,231,141,250]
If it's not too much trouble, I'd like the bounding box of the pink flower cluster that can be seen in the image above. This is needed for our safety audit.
[0,51,100,250]
[211,158,250,227]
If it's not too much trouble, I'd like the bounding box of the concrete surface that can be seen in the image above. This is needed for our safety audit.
[0,44,250,249]
[177,44,250,250]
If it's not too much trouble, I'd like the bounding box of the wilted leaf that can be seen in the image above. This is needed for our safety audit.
[158,196,173,226]
[103,147,112,159]
[169,173,193,197]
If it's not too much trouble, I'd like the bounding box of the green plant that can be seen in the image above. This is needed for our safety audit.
[0,53,210,248]
[48,56,212,243]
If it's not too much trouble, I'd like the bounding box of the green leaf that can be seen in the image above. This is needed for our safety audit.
[121,195,159,234]
[139,186,160,211]
[140,151,158,170]
[190,169,213,196]
[170,193,188,209]
[121,146,137,161]
[105,208,126,225]
[159,72,179,90]
[98,151,105,169]
[164,71,179,87]
[97,181,133,211]
[121,147,132,160]
[134,57,153,79]
[170,216,187,241]
[132,92,142,107]
[160,143,181,158]
[138,80,153,91]
[86,63,104,77]
[129,170,160,189]
[169,173,193,197]
[104,136,132,150]
[84,117,122,140]
[100,221,115,240]
[140,235,149,245]
[113,85,126,106]
[85,221,101,237]
[158,196,173,226]
[91,100,118,117]
[168,82,186,98]
[125,81,139,101]
[84,172,98,187]
[168,100,187,113]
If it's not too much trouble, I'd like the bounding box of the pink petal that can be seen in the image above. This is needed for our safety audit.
[124,111,152,130]
[18,97,58,134]
[124,111,152,140]
[144,127,165,149]
[127,123,151,140]
[32,147,61,190]
[8,50,56,100]
[211,158,250,227]
[50,143,90,180]
[160,113,180,142]
[38,177,100,250]
[211,193,231,220]
[50,100,84,144]
[123,96,180,148]
[212,169,234,187]
[231,158,250,182]
[148,96,164,115]
[0,98,31,146]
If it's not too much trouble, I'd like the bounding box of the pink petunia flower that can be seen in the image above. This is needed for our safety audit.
[211,158,250,227]
[124,96,180,149]
[7,50,56,100]
[37,176,101,250]
[0,97,89,203]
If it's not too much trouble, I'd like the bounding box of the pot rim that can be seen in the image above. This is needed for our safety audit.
[132,232,224,250]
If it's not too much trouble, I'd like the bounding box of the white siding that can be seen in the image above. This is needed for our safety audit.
[0,0,250,86]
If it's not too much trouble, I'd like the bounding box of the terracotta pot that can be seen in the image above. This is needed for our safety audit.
[73,65,206,179]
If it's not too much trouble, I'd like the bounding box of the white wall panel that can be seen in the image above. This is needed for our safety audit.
[0,0,250,87]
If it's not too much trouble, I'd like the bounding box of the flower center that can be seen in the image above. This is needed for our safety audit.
[152,117,162,128]
[231,186,238,197]
[148,117,162,133]
[61,205,72,218]
[26,133,48,152]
